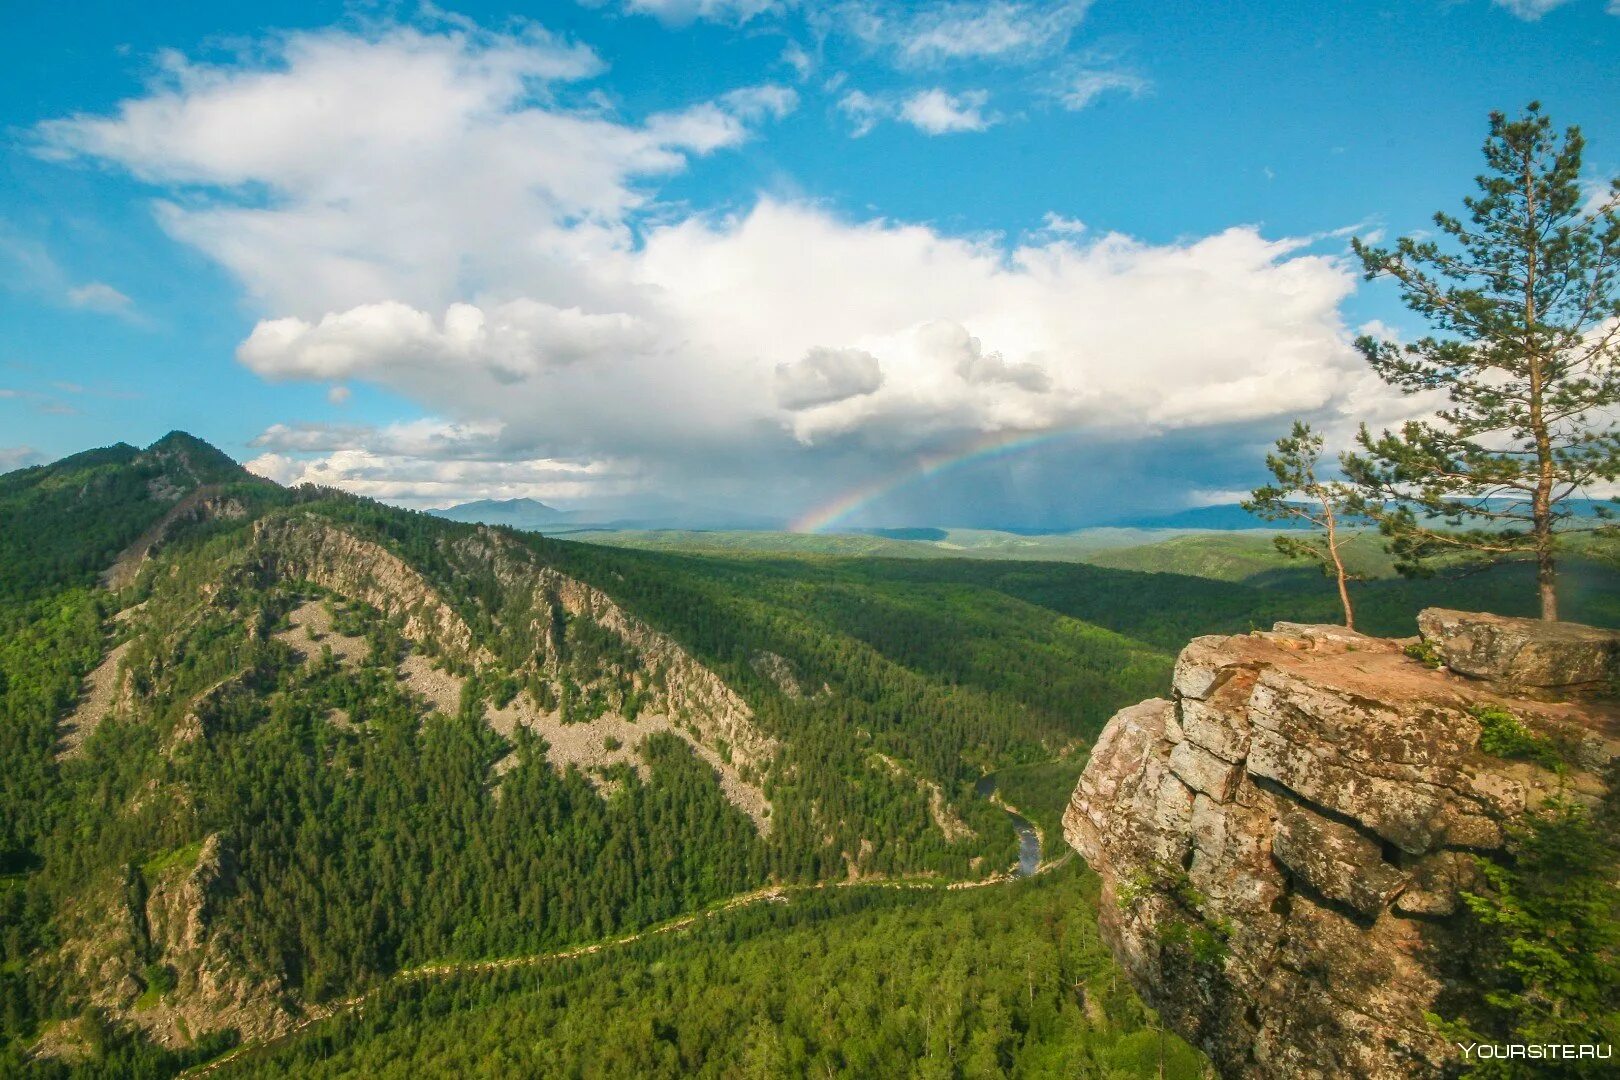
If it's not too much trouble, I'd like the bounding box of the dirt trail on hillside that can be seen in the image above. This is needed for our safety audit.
[181,855,1065,1077]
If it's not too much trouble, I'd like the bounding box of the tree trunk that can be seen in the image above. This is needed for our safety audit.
[1536,531,1558,623]
[1335,562,1356,632]
[1323,503,1355,631]
[1522,143,1558,622]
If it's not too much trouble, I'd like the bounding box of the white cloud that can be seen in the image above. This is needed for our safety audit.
[1186,488,1253,507]
[898,88,995,134]
[839,0,1093,67]
[611,0,788,24]
[781,41,815,80]
[236,201,1368,460]
[41,17,1391,514]
[327,385,351,405]
[0,446,42,473]
[38,22,792,318]
[0,230,143,320]
[1053,68,1147,110]
[836,89,887,137]
[1583,176,1619,217]
[67,281,135,314]
[252,417,506,456]
[1491,0,1575,18]
[245,417,620,508]
[837,86,995,136]
[720,83,799,121]
[1038,212,1086,236]
[239,299,658,384]
[921,320,1051,391]
[245,447,614,508]
[776,346,885,409]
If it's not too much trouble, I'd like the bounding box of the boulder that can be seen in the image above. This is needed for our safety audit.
[1417,607,1620,688]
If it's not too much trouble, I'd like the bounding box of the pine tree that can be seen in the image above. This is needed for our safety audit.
[1242,422,1362,629]
[1344,104,1620,620]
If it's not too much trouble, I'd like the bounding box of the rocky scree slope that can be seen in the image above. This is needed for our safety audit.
[1065,611,1619,1080]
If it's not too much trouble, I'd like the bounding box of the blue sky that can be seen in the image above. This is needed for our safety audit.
[3,0,1618,527]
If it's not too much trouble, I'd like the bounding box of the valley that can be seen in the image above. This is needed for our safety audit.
[3,435,1616,1077]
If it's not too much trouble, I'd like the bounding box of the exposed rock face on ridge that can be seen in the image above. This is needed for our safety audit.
[251,516,778,825]
[459,527,779,778]
[252,516,492,666]
[54,835,298,1050]
[103,486,250,590]
[1064,615,1619,1080]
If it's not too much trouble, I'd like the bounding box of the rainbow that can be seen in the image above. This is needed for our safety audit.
[789,427,1082,533]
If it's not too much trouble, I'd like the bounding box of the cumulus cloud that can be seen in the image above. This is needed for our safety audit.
[837,87,995,136]
[39,16,1393,519]
[245,447,614,508]
[251,417,508,457]
[836,89,888,137]
[239,300,658,384]
[921,321,1051,392]
[781,41,815,80]
[37,21,793,317]
[776,347,885,410]
[899,88,995,134]
[0,229,143,320]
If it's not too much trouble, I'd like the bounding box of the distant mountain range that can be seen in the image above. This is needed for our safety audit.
[1107,499,1613,532]
[434,498,576,530]
[432,495,781,533]
[1105,504,1310,530]
[435,498,1615,537]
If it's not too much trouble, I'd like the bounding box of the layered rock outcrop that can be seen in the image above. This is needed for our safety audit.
[1065,614,1619,1080]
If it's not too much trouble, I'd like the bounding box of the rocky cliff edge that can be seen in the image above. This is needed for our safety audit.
[1064,611,1619,1079]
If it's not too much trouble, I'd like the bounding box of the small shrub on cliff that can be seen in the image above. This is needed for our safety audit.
[1405,639,1444,669]
[1156,917,1230,968]
[1472,705,1565,773]
[1433,797,1620,1077]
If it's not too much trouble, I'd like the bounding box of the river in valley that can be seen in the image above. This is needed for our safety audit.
[976,775,1041,877]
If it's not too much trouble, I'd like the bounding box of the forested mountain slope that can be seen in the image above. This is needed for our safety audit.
[226,864,1208,1079]
[4,435,1616,1073]
[0,436,1172,1070]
